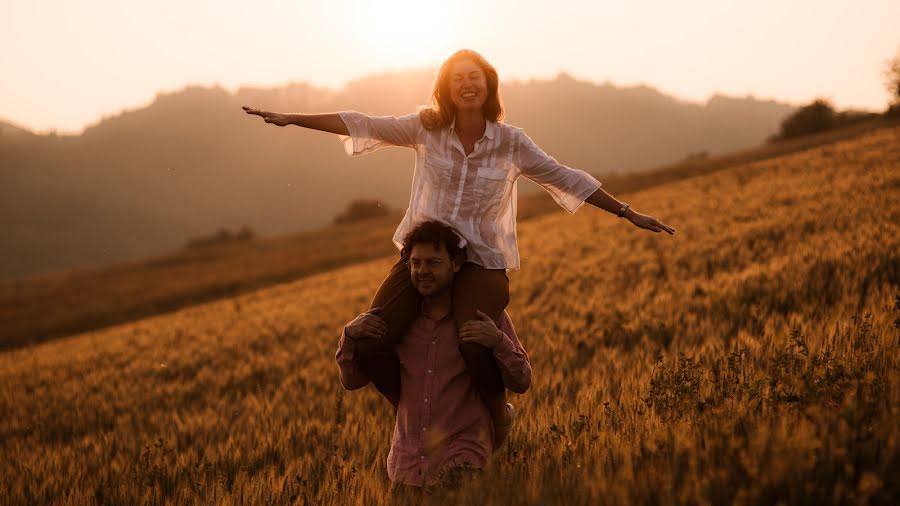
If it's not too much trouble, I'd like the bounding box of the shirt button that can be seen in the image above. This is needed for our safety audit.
[427,369,433,374]
[420,456,425,460]
[424,398,429,403]
[422,427,427,432]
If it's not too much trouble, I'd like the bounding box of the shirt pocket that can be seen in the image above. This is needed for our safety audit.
[474,165,514,201]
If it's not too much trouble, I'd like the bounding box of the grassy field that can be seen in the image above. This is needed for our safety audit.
[3,118,896,351]
[0,125,898,504]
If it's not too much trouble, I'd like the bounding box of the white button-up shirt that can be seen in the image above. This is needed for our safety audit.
[337,111,602,270]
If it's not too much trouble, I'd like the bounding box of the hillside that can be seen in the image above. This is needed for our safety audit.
[0,71,794,280]
[0,126,897,504]
[1,119,892,351]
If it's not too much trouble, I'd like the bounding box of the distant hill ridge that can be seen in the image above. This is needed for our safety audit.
[0,69,794,280]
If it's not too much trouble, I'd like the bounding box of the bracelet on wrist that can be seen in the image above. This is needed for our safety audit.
[617,202,630,218]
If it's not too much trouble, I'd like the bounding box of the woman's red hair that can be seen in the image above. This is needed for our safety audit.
[419,49,505,130]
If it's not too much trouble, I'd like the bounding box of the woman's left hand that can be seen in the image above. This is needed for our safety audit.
[460,310,504,349]
[626,209,676,234]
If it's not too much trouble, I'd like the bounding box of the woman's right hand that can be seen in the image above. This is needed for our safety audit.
[242,106,292,127]
[345,307,388,340]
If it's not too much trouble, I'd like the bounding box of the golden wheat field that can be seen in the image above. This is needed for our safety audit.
[1,126,899,505]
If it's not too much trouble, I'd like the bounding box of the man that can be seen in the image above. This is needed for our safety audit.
[335,220,532,487]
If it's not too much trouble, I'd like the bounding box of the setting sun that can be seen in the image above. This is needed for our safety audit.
[345,0,464,67]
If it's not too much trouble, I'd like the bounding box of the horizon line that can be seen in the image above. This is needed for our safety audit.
[2,67,860,137]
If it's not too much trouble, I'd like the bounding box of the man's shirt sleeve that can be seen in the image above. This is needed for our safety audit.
[492,311,532,394]
[335,327,370,390]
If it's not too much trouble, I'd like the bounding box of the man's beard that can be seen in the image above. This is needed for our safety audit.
[414,276,450,296]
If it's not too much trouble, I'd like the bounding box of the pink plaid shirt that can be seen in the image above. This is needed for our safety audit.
[336,309,531,487]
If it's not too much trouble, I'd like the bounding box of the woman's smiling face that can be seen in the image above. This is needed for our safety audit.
[448,58,488,113]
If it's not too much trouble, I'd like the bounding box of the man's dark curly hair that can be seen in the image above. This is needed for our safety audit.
[402,220,466,263]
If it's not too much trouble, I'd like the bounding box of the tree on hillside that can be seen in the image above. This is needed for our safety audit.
[769,98,836,141]
[768,97,878,142]
[883,47,900,117]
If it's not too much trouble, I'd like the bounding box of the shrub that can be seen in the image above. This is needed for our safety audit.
[185,225,255,248]
[770,99,836,141]
[333,199,391,224]
[885,103,900,119]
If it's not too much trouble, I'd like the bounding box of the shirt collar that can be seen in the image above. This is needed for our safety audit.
[419,299,454,323]
[449,117,496,140]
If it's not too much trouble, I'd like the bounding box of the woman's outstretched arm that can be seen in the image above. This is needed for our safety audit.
[515,128,675,235]
[585,188,676,234]
[242,107,422,155]
[242,106,349,135]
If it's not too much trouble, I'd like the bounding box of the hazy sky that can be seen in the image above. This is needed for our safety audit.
[2,0,898,134]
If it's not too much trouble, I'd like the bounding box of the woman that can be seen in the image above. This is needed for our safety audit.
[243,49,675,447]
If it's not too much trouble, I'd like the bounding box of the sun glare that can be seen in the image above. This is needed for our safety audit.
[348,0,462,68]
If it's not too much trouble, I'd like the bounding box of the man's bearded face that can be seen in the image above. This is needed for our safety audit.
[408,242,460,297]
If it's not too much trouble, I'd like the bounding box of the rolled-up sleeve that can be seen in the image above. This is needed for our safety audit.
[515,129,602,213]
[337,111,423,156]
[492,312,532,394]
[336,327,370,390]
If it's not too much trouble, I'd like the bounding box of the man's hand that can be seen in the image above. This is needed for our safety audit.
[460,310,504,349]
[242,106,292,127]
[345,307,388,341]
